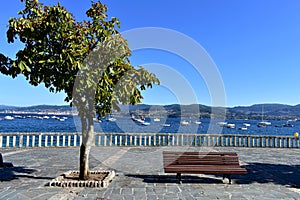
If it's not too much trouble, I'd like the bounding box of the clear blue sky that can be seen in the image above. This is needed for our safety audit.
[1,0,300,107]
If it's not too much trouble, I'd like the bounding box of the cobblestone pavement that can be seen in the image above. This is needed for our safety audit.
[0,147,300,199]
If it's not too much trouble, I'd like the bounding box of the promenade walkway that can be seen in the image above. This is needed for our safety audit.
[0,147,299,199]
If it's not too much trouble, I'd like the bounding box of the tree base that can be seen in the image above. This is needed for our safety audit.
[49,170,115,188]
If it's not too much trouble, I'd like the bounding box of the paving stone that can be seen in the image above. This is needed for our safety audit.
[123,195,134,200]
[121,188,133,195]
[7,193,31,200]
[163,193,179,199]
[0,189,17,199]
[146,194,158,200]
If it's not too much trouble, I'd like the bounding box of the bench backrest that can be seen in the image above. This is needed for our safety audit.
[163,151,240,166]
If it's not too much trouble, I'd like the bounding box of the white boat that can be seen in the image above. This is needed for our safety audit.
[107,117,116,122]
[243,123,251,127]
[153,118,160,122]
[194,121,202,125]
[226,123,235,129]
[142,122,151,126]
[43,116,50,119]
[257,121,271,127]
[181,120,190,126]
[4,116,14,120]
[106,116,116,122]
[52,116,60,120]
[217,122,227,127]
[238,126,248,130]
[258,105,271,127]
[14,115,25,119]
[131,115,145,123]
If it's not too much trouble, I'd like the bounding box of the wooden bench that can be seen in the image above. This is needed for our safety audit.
[163,151,247,184]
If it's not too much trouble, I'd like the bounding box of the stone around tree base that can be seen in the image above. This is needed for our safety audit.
[48,170,115,188]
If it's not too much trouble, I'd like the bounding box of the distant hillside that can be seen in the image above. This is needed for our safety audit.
[227,104,300,120]
[1,103,300,120]
[0,105,74,115]
[0,105,17,110]
[127,103,300,120]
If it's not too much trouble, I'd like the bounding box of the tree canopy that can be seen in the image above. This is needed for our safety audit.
[0,0,159,116]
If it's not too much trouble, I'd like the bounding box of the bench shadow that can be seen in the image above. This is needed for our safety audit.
[126,162,300,188]
[0,166,54,181]
[125,174,224,184]
[235,163,300,188]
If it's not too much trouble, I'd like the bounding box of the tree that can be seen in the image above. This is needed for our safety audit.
[0,0,159,180]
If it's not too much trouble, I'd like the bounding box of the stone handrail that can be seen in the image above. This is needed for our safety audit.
[0,132,299,149]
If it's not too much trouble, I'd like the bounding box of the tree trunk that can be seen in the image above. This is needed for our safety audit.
[79,143,90,180]
[79,114,95,180]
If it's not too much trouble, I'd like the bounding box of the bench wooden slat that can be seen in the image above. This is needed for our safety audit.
[163,155,241,166]
[165,165,247,174]
[163,151,237,155]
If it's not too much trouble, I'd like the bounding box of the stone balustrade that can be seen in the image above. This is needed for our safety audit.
[0,132,299,148]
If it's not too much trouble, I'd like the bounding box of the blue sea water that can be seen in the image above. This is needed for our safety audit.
[0,114,298,136]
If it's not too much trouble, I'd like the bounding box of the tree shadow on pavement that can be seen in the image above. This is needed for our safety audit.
[235,163,300,188]
[126,162,300,188]
[0,166,54,181]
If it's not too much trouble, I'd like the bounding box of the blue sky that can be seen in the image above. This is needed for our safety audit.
[1,0,300,107]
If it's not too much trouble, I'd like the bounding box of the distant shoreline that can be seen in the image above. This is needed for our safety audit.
[1,103,300,120]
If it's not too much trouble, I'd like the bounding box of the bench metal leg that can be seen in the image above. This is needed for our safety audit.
[176,173,182,184]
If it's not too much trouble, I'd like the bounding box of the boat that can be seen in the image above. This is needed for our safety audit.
[14,115,25,119]
[52,116,60,120]
[226,123,235,129]
[242,123,251,127]
[106,117,117,122]
[131,114,145,123]
[4,116,14,120]
[283,123,294,127]
[238,123,250,130]
[142,122,151,126]
[238,126,248,130]
[257,105,271,127]
[160,123,171,127]
[180,120,190,126]
[153,117,160,122]
[217,122,227,127]
[257,121,271,127]
[194,121,202,125]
